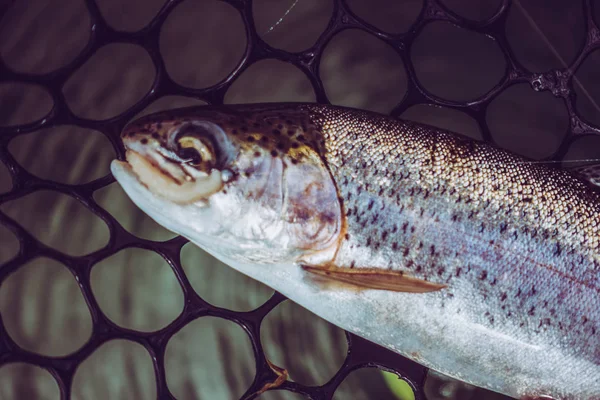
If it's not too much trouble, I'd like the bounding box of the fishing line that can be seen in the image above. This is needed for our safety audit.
[485,158,600,167]
[442,158,600,169]
[263,0,300,35]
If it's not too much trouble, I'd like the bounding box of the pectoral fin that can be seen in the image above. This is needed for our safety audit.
[302,264,447,293]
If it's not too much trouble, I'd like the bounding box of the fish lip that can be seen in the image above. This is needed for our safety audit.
[123,137,210,185]
[124,148,184,185]
[115,151,216,206]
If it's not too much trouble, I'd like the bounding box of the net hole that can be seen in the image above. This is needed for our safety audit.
[562,135,600,168]
[0,191,110,256]
[8,126,114,185]
[0,362,60,400]
[160,0,246,89]
[165,316,255,399]
[95,0,166,32]
[0,83,53,127]
[411,21,506,102]
[346,0,422,34]
[320,29,407,113]
[181,242,273,312]
[439,0,503,22]
[332,368,411,400]
[0,0,90,74]
[225,59,315,104]
[134,95,207,119]
[63,44,155,120]
[252,0,333,52]
[71,340,156,400]
[486,83,568,159]
[0,223,18,265]
[260,300,347,386]
[505,2,585,73]
[0,257,92,357]
[573,49,600,128]
[91,248,184,332]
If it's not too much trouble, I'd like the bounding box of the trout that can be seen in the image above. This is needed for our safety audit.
[111,103,600,399]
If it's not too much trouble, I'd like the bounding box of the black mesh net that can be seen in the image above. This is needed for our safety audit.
[1,0,599,399]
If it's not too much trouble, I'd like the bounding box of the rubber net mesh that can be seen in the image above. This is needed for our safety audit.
[0,0,599,399]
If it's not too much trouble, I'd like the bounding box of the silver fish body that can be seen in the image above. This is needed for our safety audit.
[111,103,600,399]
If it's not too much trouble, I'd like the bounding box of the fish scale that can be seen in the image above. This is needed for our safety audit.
[112,103,600,399]
[303,104,600,394]
[310,104,600,318]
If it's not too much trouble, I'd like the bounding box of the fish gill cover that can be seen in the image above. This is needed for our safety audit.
[0,0,599,399]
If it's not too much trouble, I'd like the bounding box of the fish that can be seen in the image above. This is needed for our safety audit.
[110,103,600,400]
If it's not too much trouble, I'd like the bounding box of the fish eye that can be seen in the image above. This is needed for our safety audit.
[174,124,217,171]
[169,121,235,170]
[177,136,215,167]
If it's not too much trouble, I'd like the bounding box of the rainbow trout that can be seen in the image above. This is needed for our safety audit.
[111,103,600,399]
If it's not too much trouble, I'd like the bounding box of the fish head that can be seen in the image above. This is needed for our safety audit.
[111,106,342,265]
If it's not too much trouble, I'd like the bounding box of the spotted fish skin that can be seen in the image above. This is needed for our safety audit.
[305,104,600,398]
[112,103,600,399]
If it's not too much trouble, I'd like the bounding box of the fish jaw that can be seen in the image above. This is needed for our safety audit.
[111,159,295,263]
[111,160,221,244]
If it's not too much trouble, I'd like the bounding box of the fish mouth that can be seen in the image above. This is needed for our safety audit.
[120,145,223,204]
